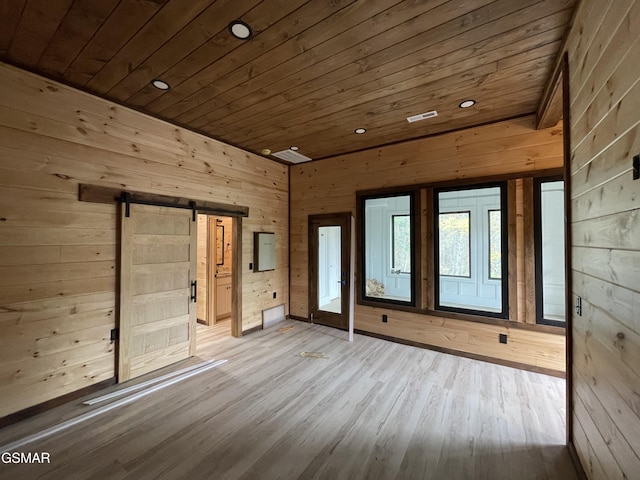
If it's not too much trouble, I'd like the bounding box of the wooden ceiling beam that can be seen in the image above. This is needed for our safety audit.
[536,68,563,130]
[535,0,582,129]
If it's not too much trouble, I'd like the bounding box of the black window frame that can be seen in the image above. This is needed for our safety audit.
[358,189,419,309]
[434,182,509,319]
[534,176,566,328]
[488,209,502,280]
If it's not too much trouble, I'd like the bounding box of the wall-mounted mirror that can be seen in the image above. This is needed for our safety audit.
[254,232,276,272]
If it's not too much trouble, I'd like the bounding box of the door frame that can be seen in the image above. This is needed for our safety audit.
[308,212,352,330]
[561,52,574,447]
[203,214,242,338]
[207,216,216,325]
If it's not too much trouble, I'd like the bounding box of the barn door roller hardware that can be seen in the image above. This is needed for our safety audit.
[118,190,197,220]
[120,192,132,217]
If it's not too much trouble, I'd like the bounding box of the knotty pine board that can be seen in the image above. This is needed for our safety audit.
[564,0,640,477]
[0,63,288,418]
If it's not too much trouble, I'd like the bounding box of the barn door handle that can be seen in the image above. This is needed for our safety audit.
[191,281,197,302]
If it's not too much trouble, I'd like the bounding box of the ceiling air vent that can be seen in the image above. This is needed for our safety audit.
[272,149,312,164]
[407,110,438,123]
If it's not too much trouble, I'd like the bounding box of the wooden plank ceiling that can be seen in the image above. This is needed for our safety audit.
[0,0,576,162]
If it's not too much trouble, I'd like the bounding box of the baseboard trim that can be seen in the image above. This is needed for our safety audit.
[287,315,309,322]
[242,325,263,336]
[568,440,588,480]
[0,377,117,429]
[354,329,565,378]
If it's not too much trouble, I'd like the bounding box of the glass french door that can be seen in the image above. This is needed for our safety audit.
[309,213,351,330]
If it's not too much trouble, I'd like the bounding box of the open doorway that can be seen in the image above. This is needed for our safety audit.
[196,214,235,350]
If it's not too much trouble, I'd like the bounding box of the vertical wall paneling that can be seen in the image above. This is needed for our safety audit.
[523,178,537,324]
[0,63,289,418]
[564,0,640,477]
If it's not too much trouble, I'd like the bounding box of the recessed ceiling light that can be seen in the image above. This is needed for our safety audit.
[289,146,299,151]
[354,128,366,134]
[151,79,170,90]
[261,148,272,155]
[459,99,476,108]
[229,20,252,40]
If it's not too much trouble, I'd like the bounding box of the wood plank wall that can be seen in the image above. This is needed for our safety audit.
[564,0,640,477]
[0,63,289,418]
[290,115,565,372]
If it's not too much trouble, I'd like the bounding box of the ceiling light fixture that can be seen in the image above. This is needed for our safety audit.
[151,79,170,90]
[272,149,312,163]
[354,128,366,134]
[459,99,476,108]
[229,20,252,40]
[289,146,299,151]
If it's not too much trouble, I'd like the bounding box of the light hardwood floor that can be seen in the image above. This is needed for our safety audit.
[0,320,577,480]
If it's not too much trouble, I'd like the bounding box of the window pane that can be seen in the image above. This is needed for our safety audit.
[318,226,341,314]
[364,194,412,303]
[392,215,411,273]
[540,181,565,324]
[488,210,501,279]
[438,212,470,277]
[437,186,505,316]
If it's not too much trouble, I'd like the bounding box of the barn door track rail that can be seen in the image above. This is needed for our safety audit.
[79,184,249,218]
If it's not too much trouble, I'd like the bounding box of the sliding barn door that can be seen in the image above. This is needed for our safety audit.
[119,204,197,382]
